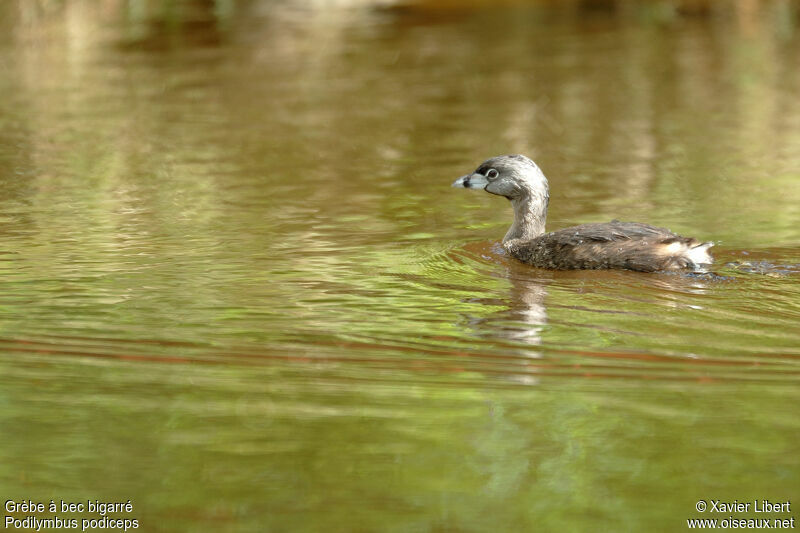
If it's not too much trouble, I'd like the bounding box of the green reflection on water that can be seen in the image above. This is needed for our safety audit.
[1,1,799,531]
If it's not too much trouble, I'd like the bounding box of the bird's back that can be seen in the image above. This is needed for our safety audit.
[503,221,713,272]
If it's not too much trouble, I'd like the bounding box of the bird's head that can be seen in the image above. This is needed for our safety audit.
[451,154,548,202]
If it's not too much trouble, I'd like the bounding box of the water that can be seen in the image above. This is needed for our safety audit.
[1,1,798,531]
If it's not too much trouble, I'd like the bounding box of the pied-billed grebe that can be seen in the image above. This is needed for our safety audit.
[452,154,713,272]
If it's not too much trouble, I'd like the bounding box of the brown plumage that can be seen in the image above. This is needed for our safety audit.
[452,155,713,273]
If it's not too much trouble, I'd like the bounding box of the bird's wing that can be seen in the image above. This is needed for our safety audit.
[547,221,674,244]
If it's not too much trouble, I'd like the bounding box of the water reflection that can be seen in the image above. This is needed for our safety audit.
[1,0,799,530]
[465,243,550,348]
[501,271,550,345]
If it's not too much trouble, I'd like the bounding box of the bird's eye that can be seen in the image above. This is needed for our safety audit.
[486,168,499,179]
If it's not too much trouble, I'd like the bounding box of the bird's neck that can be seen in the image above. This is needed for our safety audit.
[503,193,547,243]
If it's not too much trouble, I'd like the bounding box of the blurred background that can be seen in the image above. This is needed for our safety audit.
[1,1,798,532]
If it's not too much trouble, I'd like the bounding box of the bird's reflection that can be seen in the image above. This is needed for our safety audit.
[461,241,551,349]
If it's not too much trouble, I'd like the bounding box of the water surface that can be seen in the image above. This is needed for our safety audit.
[1,1,798,531]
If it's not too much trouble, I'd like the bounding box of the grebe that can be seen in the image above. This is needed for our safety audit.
[452,154,713,272]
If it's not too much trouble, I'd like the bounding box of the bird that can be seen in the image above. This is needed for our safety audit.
[452,154,713,272]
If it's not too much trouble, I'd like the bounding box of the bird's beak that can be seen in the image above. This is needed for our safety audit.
[452,173,488,190]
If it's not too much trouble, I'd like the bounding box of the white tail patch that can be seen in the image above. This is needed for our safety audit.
[686,242,714,266]
[660,241,714,267]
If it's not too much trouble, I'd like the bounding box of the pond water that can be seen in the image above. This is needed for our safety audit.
[1,1,798,531]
